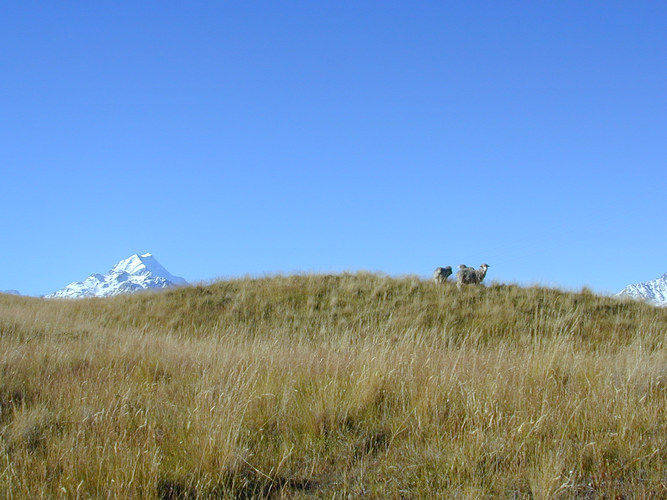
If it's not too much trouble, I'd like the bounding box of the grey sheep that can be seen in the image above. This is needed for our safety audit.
[433,266,453,284]
[456,263,490,289]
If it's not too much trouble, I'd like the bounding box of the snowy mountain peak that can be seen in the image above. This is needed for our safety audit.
[617,271,667,307]
[110,253,186,285]
[46,253,187,299]
[111,253,154,275]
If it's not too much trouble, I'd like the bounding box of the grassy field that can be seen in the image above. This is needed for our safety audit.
[0,274,665,498]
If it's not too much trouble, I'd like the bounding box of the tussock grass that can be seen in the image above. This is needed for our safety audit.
[0,274,665,498]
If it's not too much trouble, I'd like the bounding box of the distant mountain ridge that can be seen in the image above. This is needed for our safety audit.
[617,272,667,307]
[46,253,187,299]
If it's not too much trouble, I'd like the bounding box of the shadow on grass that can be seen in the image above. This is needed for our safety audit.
[157,471,317,500]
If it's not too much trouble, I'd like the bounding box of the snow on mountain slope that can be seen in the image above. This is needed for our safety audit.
[617,272,667,307]
[1,290,20,296]
[46,253,187,299]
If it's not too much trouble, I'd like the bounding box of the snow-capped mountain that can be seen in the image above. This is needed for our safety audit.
[1,290,20,296]
[46,253,187,299]
[617,272,667,307]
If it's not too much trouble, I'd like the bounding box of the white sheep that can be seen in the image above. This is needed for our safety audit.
[433,266,453,284]
[456,263,490,289]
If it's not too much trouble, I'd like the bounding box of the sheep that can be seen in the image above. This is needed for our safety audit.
[456,263,490,289]
[433,266,453,284]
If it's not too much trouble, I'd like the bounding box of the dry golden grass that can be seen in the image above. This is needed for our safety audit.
[0,274,665,498]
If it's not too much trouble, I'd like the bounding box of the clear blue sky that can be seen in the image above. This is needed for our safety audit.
[1,1,665,297]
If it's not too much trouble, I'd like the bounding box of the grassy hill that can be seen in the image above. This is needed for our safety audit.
[1,274,665,498]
